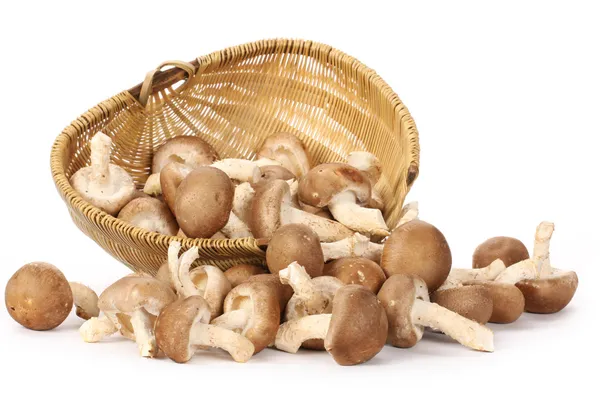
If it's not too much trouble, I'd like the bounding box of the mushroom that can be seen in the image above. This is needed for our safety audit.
[69,282,100,320]
[174,167,234,238]
[211,281,280,353]
[159,159,193,212]
[323,257,386,293]
[380,220,452,292]
[266,224,324,277]
[278,262,343,350]
[247,274,293,312]
[346,151,385,210]
[431,286,493,325]
[473,236,530,269]
[463,281,525,323]
[232,182,256,225]
[70,132,136,216]
[152,136,219,174]
[249,179,353,242]
[275,284,387,366]
[167,241,232,318]
[253,165,296,190]
[377,274,494,351]
[117,197,178,236]
[155,296,254,363]
[298,163,389,236]
[224,264,267,288]
[256,132,311,177]
[437,259,506,291]
[79,275,176,357]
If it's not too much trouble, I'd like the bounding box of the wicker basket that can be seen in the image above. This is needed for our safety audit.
[50,39,420,275]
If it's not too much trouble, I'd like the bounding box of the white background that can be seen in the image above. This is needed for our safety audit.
[0,1,598,399]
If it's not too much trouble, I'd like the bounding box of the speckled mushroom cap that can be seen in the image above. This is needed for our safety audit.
[515,271,578,314]
[98,275,177,316]
[222,281,280,353]
[473,236,529,269]
[256,132,311,177]
[249,179,290,239]
[381,220,452,292]
[377,274,430,348]
[463,281,525,323]
[224,264,267,288]
[325,285,388,366]
[324,257,386,293]
[253,165,296,189]
[298,163,371,208]
[5,262,73,331]
[160,161,192,213]
[247,274,293,312]
[155,296,212,363]
[117,197,178,236]
[431,286,493,324]
[152,136,219,174]
[174,167,234,238]
[266,224,324,277]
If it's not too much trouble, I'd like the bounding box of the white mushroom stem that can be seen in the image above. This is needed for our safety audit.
[191,323,254,363]
[533,221,554,277]
[210,309,250,332]
[232,182,255,224]
[274,314,331,353]
[328,191,390,236]
[212,159,261,184]
[79,315,117,343]
[280,201,353,242]
[395,201,419,228]
[168,241,200,297]
[69,282,100,320]
[90,132,111,182]
[221,212,254,239]
[279,262,318,300]
[321,232,383,262]
[412,299,494,352]
[495,259,537,284]
[130,308,158,357]
[254,157,282,167]
[143,173,162,195]
[438,259,506,290]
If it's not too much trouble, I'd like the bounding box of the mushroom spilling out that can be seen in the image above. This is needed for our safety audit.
[323,257,386,293]
[473,236,530,269]
[69,282,100,320]
[70,132,136,216]
[256,132,311,177]
[378,274,494,352]
[462,281,525,324]
[224,264,267,288]
[155,296,254,363]
[118,197,179,236]
[298,163,389,236]
[431,285,493,325]
[275,285,388,366]
[266,224,324,277]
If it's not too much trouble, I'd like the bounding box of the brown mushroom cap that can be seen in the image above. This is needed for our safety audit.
[152,136,218,174]
[431,286,493,324]
[266,224,324,277]
[381,220,452,292]
[155,262,172,290]
[256,132,311,177]
[160,161,192,213]
[473,236,529,269]
[377,274,429,348]
[464,281,525,323]
[224,264,267,288]
[325,285,388,366]
[324,257,386,293]
[117,197,178,236]
[253,165,296,189]
[5,262,73,331]
[155,296,212,363]
[515,271,578,314]
[174,167,234,238]
[298,163,371,208]
[248,179,287,239]
[247,274,293,312]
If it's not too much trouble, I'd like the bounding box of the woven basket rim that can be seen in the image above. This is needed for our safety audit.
[50,38,420,258]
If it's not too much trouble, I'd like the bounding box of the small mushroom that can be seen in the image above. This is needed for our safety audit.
[69,282,100,320]
[224,264,267,288]
[298,163,389,236]
[249,179,353,242]
[174,167,234,238]
[381,220,452,292]
[275,285,388,366]
[70,132,136,216]
[117,197,178,236]
[152,136,219,174]
[266,224,324,277]
[247,274,293,312]
[159,159,193,212]
[155,296,254,363]
[378,274,494,352]
[473,236,530,269]
[463,281,525,324]
[211,281,280,353]
[79,275,176,357]
[253,165,296,189]
[346,151,385,211]
[431,286,493,325]
[256,132,311,177]
[324,257,386,293]
[437,259,506,291]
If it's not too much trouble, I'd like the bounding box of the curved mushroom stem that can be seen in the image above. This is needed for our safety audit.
[69,282,100,320]
[130,309,158,357]
[281,202,353,242]
[328,191,390,236]
[279,262,318,301]
[168,241,201,297]
[438,259,506,290]
[210,309,250,332]
[395,201,419,228]
[275,314,331,353]
[143,173,162,195]
[212,159,261,184]
[412,299,494,352]
[533,221,554,277]
[191,323,255,363]
[221,212,254,239]
[90,132,111,182]
[495,259,537,284]
[189,266,231,318]
[321,232,382,262]
[79,315,118,343]
[232,182,255,224]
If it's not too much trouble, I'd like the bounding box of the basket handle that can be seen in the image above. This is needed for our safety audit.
[138,60,196,107]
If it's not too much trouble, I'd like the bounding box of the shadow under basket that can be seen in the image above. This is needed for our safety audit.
[50,38,420,275]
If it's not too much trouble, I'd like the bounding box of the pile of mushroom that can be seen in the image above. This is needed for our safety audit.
[5,131,579,366]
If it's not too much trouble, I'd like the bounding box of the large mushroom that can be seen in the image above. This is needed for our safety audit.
[266,224,324,277]
[70,132,136,216]
[256,132,311,177]
[118,197,178,236]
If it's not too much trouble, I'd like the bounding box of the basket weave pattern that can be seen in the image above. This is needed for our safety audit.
[50,39,420,275]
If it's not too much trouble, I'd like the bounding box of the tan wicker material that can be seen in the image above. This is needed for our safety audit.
[50,39,420,275]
